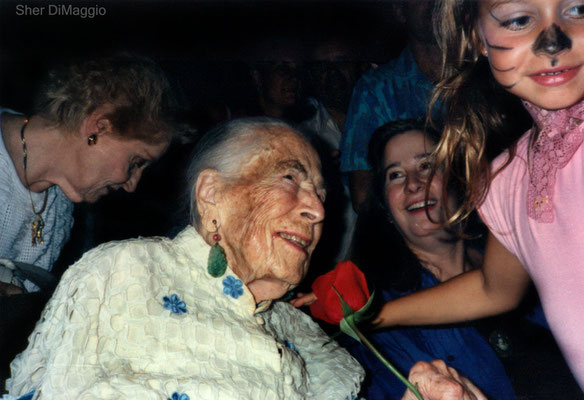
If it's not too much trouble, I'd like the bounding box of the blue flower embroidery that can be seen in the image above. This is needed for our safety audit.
[163,294,187,314]
[283,339,297,352]
[168,392,189,400]
[222,276,244,299]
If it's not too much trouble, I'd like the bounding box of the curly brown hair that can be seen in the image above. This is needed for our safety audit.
[33,53,181,144]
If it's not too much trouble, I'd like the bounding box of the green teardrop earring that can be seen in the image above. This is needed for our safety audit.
[207,220,227,277]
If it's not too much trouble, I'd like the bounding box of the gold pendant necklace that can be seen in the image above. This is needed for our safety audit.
[20,118,48,246]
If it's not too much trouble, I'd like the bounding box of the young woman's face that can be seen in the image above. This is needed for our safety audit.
[383,130,457,242]
[476,0,584,110]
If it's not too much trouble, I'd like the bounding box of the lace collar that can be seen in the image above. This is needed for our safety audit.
[523,99,584,223]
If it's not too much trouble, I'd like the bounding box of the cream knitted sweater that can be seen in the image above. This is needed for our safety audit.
[7,227,363,399]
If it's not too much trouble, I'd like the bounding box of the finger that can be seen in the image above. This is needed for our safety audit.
[291,292,317,307]
[461,377,487,400]
[290,295,309,307]
[408,361,486,400]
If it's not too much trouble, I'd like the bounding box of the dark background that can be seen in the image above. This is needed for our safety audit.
[0,0,409,267]
[1,0,405,112]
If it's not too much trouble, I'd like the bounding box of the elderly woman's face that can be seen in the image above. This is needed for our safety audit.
[63,135,169,203]
[217,129,326,300]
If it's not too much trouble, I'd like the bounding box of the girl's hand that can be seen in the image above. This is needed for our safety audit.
[289,292,317,307]
[372,300,392,327]
[402,360,486,400]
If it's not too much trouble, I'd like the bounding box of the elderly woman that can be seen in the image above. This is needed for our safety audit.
[4,118,362,399]
[3,118,486,400]
[0,53,178,294]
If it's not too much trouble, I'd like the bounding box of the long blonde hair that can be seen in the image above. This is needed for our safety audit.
[429,0,521,225]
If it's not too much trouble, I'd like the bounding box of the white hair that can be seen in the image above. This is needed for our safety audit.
[186,117,306,228]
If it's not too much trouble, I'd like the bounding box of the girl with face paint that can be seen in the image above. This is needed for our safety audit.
[374,0,584,389]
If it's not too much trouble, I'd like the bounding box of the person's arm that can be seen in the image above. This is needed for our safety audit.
[374,232,531,327]
[402,360,486,400]
[348,170,372,214]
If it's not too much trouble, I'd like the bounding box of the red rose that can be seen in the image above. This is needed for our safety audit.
[309,260,371,325]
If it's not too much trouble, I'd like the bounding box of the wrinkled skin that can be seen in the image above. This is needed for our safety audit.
[61,134,169,203]
[476,0,584,110]
[402,360,487,400]
[214,128,326,302]
[8,106,170,204]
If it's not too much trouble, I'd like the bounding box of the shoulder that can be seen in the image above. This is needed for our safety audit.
[0,119,15,184]
[483,131,531,203]
[478,130,531,225]
[86,235,172,259]
[60,236,174,288]
[364,47,421,81]
[352,49,408,92]
[355,61,402,91]
[490,130,531,174]
[0,151,14,187]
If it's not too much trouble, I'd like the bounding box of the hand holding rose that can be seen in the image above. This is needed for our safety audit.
[304,261,488,400]
[402,360,487,400]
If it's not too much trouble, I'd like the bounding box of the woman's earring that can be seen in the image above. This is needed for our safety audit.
[207,219,227,277]
[88,134,98,146]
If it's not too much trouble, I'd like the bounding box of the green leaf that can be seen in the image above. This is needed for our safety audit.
[333,286,376,342]
[332,286,355,318]
[353,290,375,325]
[340,314,360,342]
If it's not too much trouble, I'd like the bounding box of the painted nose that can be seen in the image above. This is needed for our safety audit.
[299,189,325,223]
[532,24,572,57]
